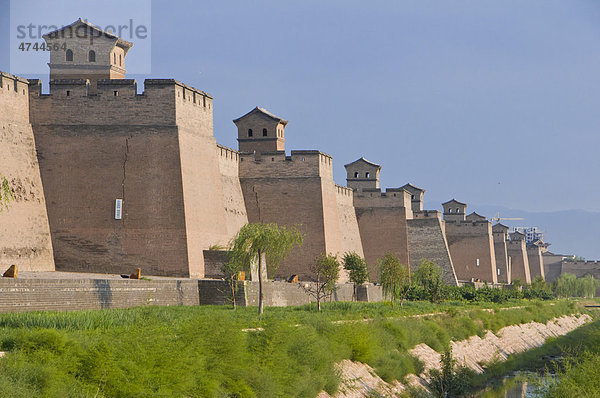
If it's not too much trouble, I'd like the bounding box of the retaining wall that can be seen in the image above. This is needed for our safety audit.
[0,278,385,312]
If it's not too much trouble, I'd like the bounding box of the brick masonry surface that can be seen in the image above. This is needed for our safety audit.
[0,277,385,312]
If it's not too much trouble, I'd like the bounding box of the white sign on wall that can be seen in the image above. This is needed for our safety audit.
[115,199,123,220]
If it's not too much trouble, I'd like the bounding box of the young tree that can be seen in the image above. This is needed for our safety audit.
[228,223,303,315]
[378,253,411,308]
[221,252,240,310]
[342,252,369,301]
[414,260,444,303]
[303,254,340,311]
[0,176,12,210]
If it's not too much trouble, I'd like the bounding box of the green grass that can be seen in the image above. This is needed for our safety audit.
[0,300,585,398]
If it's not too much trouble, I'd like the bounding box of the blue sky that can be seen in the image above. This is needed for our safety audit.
[1,0,599,214]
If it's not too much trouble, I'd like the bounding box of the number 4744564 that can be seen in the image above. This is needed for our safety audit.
[18,42,67,52]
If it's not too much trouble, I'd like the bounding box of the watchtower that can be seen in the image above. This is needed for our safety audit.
[401,183,425,212]
[442,199,467,222]
[43,19,132,92]
[234,107,287,153]
[344,157,381,192]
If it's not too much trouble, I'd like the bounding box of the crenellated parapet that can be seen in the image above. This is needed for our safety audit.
[0,72,30,123]
[28,78,213,130]
[239,150,333,179]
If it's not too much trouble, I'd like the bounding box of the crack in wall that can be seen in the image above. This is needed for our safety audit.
[252,184,261,222]
[122,136,130,202]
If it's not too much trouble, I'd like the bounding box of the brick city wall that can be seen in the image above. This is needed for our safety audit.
[507,240,531,284]
[0,72,55,272]
[527,245,545,280]
[239,151,358,282]
[542,253,564,283]
[198,280,381,307]
[335,185,364,261]
[217,145,249,237]
[445,221,498,283]
[29,78,231,278]
[355,206,410,282]
[0,278,386,313]
[407,217,458,286]
[493,232,510,283]
[0,278,200,312]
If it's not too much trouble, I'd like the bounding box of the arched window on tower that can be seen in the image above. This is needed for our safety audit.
[262,128,267,137]
[89,50,95,62]
[354,172,359,178]
[248,129,253,137]
[456,208,460,213]
[66,49,73,61]
[113,53,116,64]
[119,54,122,66]
[365,172,370,178]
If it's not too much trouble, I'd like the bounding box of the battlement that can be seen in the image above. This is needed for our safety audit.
[564,261,600,266]
[336,184,353,197]
[444,219,492,235]
[217,144,240,163]
[413,210,442,220]
[506,238,526,247]
[0,71,30,94]
[0,71,30,123]
[238,149,333,179]
[354,188,413,218]
[28,78,213,129]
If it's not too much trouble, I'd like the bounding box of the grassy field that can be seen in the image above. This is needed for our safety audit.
[0,300,585,398]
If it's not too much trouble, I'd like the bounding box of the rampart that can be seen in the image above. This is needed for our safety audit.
[238,150,358,282]
[527,245,545,280]
[542,253,564,283]
[561,261,600,279]
[493,232,510,283]
[335,185,364,276]
[0,278,200,312]
[217,145,248,237]
[407,215,458,285]
[353,189,411,281]
[507,240,531,284]
[0,72,55,272]
[29,78,230,278]
[444,221,498,283]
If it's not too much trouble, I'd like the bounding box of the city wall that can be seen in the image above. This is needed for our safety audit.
[353,190,411,282]
[29,78,230,277]
[239,151,357,281]
[507,240,531,284]
[217,145,249,238]
[407,212,458,285]
[0,72,54,272]
[527,245,545,280]
[0,278,201,312]
[445,221,498,283]
[493,232,510,283]
[542,253,564,283]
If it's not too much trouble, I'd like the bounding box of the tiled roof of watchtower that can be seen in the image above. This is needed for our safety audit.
[233,107,288,125]
[401,183,425,193]
[492,223,509,232]
[466,212,486,221]
[344,157,381,169]
[43,18,133,51]
[442,198,467,206]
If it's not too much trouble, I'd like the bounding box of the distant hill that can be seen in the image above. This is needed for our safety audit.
[423,202,600,260]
